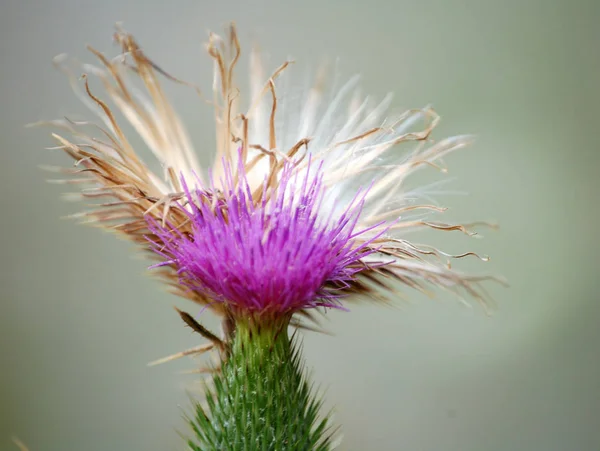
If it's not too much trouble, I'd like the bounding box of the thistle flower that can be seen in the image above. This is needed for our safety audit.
[147,155,382,318]
[38,23,498,450]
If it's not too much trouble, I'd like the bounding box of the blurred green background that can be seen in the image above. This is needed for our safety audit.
[1,0,599,450]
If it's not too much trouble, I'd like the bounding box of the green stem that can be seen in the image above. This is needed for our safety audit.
[187,317,333,451]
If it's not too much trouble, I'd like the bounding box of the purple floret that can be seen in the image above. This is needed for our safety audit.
[146,154,385,316]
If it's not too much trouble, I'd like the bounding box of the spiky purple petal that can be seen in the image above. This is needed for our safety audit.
[146,154,385,315]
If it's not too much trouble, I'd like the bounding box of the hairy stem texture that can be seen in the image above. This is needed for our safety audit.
[188,318,333,451]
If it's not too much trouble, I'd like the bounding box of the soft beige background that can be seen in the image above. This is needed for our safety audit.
[2,1,599,450]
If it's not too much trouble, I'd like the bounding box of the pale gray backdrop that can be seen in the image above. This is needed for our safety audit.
[1,1,599,450]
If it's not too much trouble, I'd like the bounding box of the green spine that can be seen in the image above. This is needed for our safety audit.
[187,318,333,451]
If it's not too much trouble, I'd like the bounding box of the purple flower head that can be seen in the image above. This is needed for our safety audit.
[146,152,385,316]
[45,26,498,324]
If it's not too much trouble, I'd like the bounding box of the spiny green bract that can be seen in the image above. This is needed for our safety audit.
[186,321,334,451]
